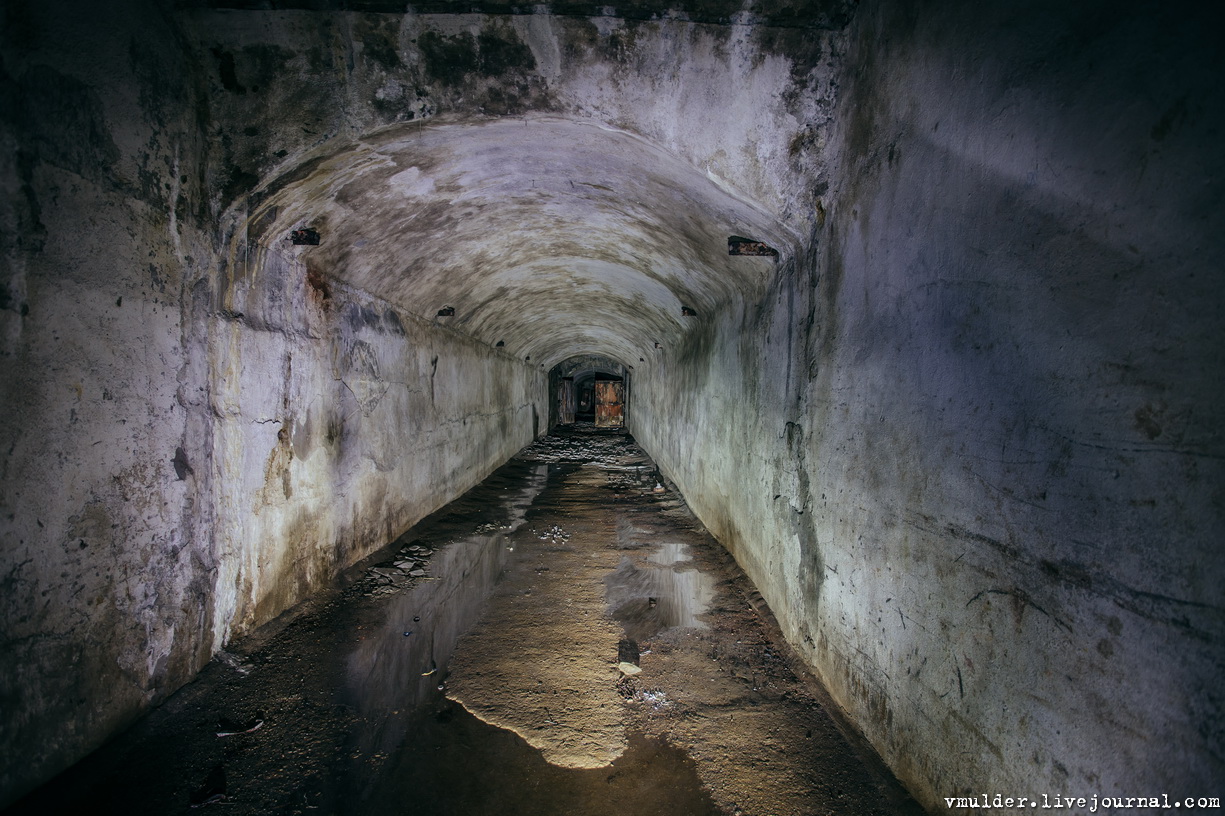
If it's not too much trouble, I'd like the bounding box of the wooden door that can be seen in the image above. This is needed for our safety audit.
[594,381,624,428]
[559,377,575,424]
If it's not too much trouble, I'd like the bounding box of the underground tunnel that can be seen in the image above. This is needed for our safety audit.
[1,0,1222,812]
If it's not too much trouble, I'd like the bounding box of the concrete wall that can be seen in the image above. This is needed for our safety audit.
[4,0,1222,809]
[632,0,1224,809]
[2,0,829,802]
[204,240,545,644]
[0,3,545,804]
[0,2,213,801]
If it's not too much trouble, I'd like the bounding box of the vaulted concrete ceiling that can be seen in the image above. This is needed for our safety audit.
[248,116,788,368]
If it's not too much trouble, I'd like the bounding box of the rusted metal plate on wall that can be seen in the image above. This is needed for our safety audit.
[291,227,321,245]
[727,235,777,257]
[595,381,624,427]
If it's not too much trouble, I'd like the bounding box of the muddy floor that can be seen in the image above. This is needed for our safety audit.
[6,426,925,816]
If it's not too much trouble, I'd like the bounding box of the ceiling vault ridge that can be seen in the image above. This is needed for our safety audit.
[228,115,791,363]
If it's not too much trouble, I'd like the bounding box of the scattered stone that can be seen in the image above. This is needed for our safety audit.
[216,714,265,737]
[215,649,253,676]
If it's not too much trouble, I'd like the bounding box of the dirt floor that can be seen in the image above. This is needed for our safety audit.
[5,426,926,816]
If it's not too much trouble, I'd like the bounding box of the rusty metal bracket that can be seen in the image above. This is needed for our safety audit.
[728,235,777,258]
[290,227,321,245]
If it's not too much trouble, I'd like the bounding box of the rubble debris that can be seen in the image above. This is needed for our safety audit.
[189,764,227,807]
[216,714,265,737]
[538,525,571,545]
[352,539,439,596]
[215,649,253,675]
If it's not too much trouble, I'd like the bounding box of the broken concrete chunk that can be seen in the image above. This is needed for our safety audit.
[215,649,253,676]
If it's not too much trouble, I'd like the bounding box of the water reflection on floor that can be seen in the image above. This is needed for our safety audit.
[359,709,718,816]
[6,427,921,816]
[605,541,716,642]
[335,443,721,815]
[344,463,546,756]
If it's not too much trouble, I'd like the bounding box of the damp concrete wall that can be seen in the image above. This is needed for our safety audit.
[0,0,829,804]
[203,242,546,644]
[0,3,545,804]
[631,0,1225,808]
[3,0,1222,809]
[0,3,216,802]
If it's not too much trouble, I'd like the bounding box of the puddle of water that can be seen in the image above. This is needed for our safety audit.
[8,430,916,816]
[604,538,716,643]
[355,708,720,816]
[344,463,547,760]
[647,540,691,567]
[339,450,720,815]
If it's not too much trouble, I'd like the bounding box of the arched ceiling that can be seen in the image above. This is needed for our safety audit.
[249,116,787,368]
